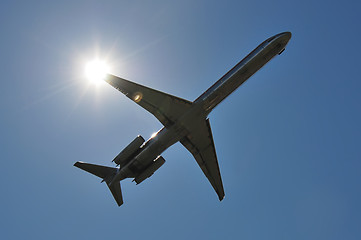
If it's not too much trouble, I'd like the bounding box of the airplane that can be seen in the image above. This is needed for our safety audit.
[74,32,292,206]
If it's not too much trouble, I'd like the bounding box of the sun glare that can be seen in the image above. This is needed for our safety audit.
[85,59,110,85]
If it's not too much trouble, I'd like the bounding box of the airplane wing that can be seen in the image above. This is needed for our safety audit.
[105,74,192,127]
[180,119,225,201]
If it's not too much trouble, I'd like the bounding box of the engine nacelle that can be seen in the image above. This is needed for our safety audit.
[112,135,145,167]
[134,156,165,184]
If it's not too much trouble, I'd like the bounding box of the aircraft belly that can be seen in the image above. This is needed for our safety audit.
[130,126,186,171]
[200,35,289,114]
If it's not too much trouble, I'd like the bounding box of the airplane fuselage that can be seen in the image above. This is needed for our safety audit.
[111,32,292,185]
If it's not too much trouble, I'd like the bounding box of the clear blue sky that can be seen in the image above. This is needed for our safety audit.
[1,1,360,239]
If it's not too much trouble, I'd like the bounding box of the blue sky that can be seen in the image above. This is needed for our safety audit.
[1,1,360,239]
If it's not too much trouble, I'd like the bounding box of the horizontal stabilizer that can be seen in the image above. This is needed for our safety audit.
[74,161,124,206]
[107,181,123,206]
[74,161,117,180]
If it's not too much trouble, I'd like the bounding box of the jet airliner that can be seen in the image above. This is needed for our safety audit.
[74,32,292,206]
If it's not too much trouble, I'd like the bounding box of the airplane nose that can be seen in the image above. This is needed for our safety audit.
[268,32,292,45]
[283,32,292,40]
[280,32,292,42]
[277,32,292,50]
[274,32,292,55]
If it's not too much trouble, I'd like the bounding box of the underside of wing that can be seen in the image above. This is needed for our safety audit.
[107,181,124,206]
[105,74,192,127]
[180,119,225,201]
[74,161,117,179]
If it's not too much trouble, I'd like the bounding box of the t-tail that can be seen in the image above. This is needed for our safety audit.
[74,32,291,207]
[74,162,123,206]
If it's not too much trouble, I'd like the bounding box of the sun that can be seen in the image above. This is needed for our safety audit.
[84,59,110,85]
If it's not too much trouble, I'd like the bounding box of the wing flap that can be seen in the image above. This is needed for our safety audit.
[180,119,225,201]
[105,74,192,127]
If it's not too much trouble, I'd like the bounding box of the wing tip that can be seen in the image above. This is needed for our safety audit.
[218,193,225,201]
[74,161,82,167]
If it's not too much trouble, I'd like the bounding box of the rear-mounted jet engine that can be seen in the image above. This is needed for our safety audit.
[134,156,165,184]
[112,135,145,168]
